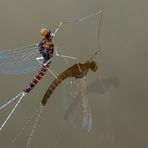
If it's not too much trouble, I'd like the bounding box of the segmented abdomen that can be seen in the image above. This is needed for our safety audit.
[42,61,98,105]
[23,64,49,93]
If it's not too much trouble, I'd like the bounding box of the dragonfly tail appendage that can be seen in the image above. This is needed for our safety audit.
[25,104,44,148]
[0,92,26,132]
[8,103,43,148]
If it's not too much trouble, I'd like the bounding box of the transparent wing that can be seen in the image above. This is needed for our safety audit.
[0,43,42,74]
[63,77,92,131]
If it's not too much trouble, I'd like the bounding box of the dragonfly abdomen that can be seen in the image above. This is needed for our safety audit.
[23,64,49,93]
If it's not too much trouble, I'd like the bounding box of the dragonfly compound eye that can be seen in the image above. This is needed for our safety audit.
[40,28,49,37]
[90,61,98,72]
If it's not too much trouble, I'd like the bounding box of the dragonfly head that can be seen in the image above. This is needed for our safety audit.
[89,61,98,72]
[40,28,49,37]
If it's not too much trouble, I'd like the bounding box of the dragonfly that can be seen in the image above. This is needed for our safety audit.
[0,10,103,139]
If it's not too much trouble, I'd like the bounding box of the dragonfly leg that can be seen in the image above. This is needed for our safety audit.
[52,10,103,37]
[47,68,58,79]
[52,10,103,63]
[55,47,77,60]
[55,47,77,66]
[36,56,44,64]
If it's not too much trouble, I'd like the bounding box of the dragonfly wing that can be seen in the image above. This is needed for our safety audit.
[63,77,92,131]
[0,43,42,74]
[63,79,81,124]
[80,78,92,131]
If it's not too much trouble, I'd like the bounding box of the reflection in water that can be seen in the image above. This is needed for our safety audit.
[88,77,120,95]
[64,77,120,129]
